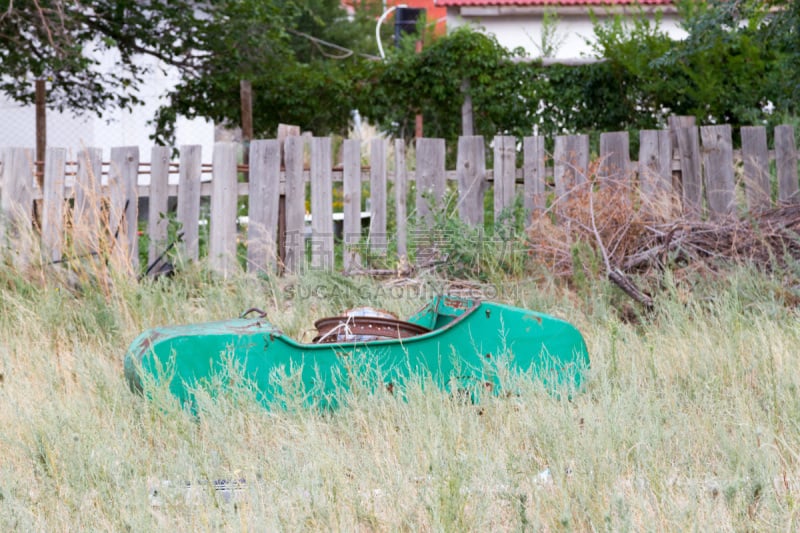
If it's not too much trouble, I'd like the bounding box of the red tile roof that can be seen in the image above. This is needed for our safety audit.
[437,0,673,6]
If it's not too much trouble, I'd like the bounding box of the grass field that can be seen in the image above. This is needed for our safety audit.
[1,261,799,531]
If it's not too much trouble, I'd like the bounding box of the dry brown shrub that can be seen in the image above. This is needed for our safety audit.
[527,158,658,279]
[527,156,800,288]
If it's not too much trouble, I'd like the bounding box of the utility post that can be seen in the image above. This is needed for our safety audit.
[34,79,47,228]
[394,7,425,138]
[240,80,253,166]
[35,79,46,189]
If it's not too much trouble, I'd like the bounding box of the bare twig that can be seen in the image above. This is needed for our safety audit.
[0,0,13,22]
[586,178,654,309]
[32,0,57,51]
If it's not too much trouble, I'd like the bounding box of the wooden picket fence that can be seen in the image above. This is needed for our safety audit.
[0,120,798,277]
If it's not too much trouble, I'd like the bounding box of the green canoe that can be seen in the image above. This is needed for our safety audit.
[124,295,589,408]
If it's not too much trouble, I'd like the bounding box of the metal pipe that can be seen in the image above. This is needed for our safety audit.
[376,4,407,60]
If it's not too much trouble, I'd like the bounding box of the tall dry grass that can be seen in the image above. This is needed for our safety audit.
[3,150,800,529]
[0,246,799,530]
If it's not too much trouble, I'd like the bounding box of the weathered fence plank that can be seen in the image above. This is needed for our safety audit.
[638,130,672,214]
[283,136,306,272]
[669,115,696,197]
[394,139,408,260]
[5,122,800,278]
[668,116,696,137]
[74,147,102,254]
[676,126,703,219]
[42,147,66,262]
[493,135,516,225]
[740,126,771,210]
[108,146,140,272]
[147,146,171,266]
[553,134,589,205]
[247,139,281,273]
[701,125,735,219]
[0,148,34,256]
[177,145,202,261]
[599,131,630,186]
[311,137,334,269]
[343,138,361,271]
[523,136,546,223]
[457,135,487,226]
[0,151,6,242]
[277,125,301,270]
[775,125,799,204]
[209,142,238,276]
[369,138,387,253]
[415,138,446,225]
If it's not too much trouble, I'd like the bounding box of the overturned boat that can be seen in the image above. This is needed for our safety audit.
[124,295,589,407]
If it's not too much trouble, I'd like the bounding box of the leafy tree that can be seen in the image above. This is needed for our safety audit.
[152,0,384,143]
[0,0,208,113]
[358,27,532,143]
[654,0,779,125]
[587,12,675,128]
[4,0,797,148]
[0,0,380,142]
[746,0,800,120]
[357,23,674,145]
[589,0,799,131]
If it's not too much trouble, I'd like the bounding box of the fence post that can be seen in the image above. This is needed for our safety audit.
[523,136,546,224]
[247,139,281,273]
[493,135,516,226]
[676,126,703,219]
[42,147,66,263]
[741,126,771,210]
[109,146,140,273]
[343,138,362,272]
[209,142,238,276]
[177,145,202,261]
[638,130,672,215]
[311,137,334,270]
[394,139,408,261]
[775,125,799,204]
[457,135,487,226]
[148,146,171,266]
[284,136,306,273]
[700,125,735,219]
[369,138,387,254]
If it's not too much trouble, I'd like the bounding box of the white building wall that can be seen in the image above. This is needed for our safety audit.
[0,53,214,166]
[0,94,94,150]
[447,9,687,59]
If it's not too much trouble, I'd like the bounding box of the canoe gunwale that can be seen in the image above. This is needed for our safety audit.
[281,298,482,350]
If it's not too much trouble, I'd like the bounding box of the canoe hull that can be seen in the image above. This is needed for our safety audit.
[124,297,589,407]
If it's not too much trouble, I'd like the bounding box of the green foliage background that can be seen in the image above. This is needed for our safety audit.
[356,0,800,145]
[1,0,798,144]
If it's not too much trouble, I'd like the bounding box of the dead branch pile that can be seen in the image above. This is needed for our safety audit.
[623,205,800,272]
[528,178,800,285]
